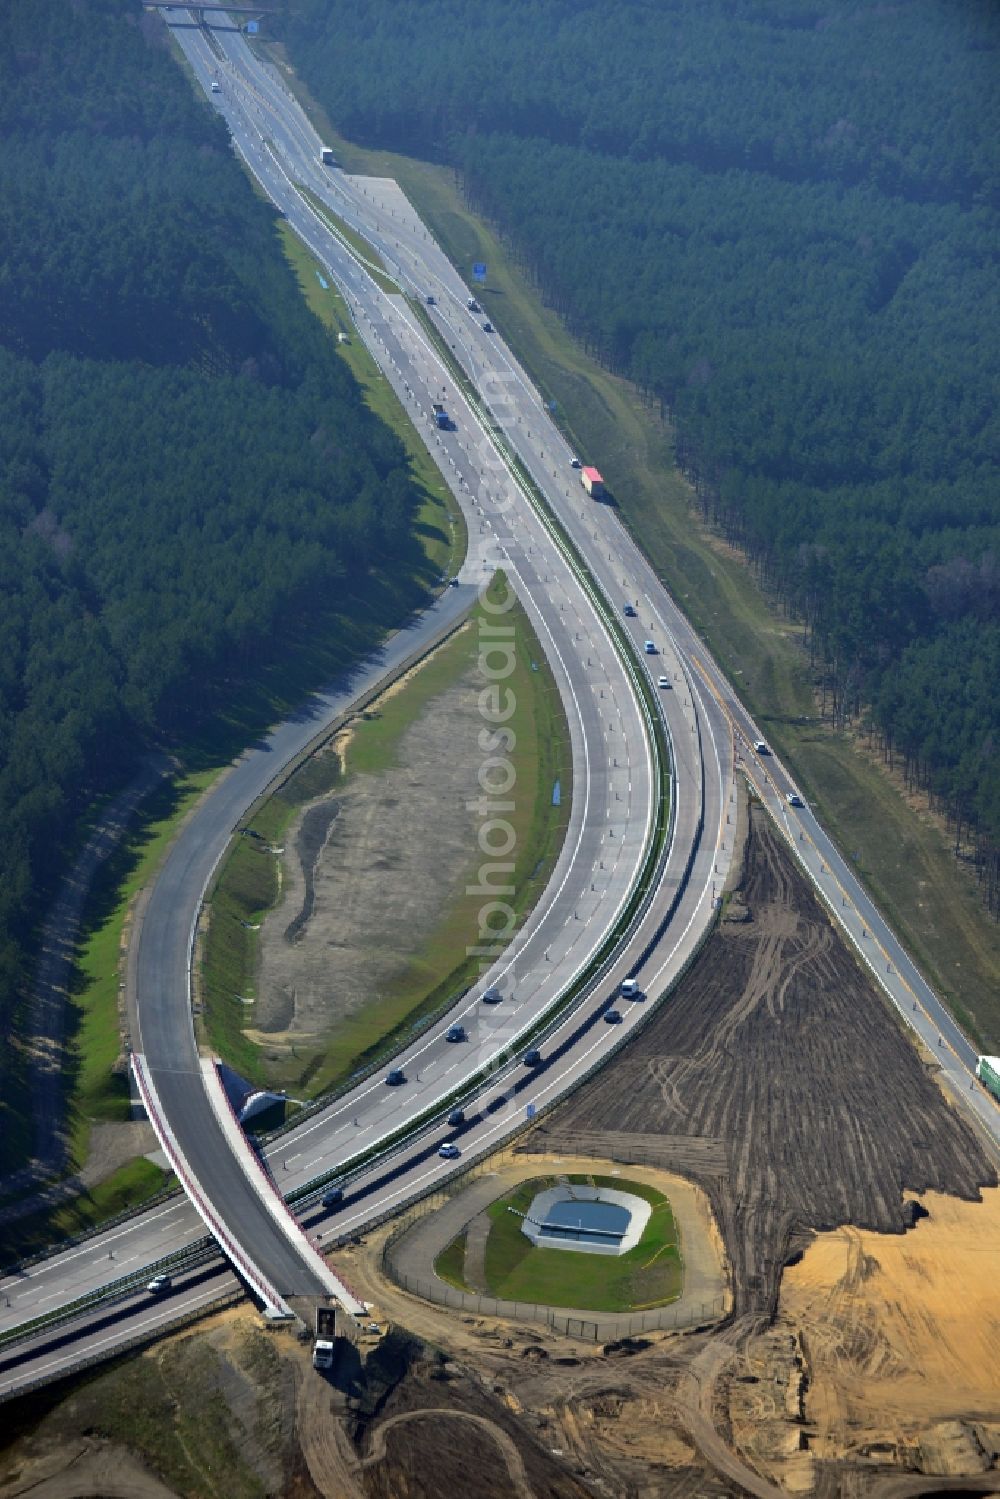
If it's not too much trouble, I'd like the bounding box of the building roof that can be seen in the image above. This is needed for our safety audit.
[582,466,604,483]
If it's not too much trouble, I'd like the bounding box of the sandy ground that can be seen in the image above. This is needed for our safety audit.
[250,650,485,1056]
[756,1186,1000,1482]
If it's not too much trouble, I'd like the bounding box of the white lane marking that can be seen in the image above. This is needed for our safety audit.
[0,1285,231,1397]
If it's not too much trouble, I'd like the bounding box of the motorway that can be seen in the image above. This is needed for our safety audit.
[129,11,670,1313]
[2,4,995,1399]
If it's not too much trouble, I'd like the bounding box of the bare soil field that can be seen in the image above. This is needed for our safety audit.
[250,650,485,1063]
[533,803,997,1325]
[0,1310,597,1499]
[206,577,572,1096]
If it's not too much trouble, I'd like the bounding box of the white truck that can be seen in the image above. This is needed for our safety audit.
[319,146,336,166]
[312,1305,337,1370]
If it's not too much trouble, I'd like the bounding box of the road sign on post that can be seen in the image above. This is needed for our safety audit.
[472,262,487,282]
[526,1102,536,1121]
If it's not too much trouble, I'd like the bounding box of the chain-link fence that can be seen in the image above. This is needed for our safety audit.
[378,1155,726,1343]
[386,1262,724,1342]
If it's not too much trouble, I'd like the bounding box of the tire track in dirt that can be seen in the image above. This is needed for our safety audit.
[295,1355,365,1499]
[533,804,996,1327]
[361,1408,534,1498]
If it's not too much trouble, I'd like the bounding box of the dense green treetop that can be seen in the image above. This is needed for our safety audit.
[288,0,999,205]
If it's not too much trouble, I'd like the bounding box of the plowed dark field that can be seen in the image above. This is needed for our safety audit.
[528,802,997,1323]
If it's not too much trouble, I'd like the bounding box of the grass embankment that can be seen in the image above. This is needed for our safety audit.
[2,1319,281,1498]
[434,1175,681,1312]
[7,571,436,1185]
[277,222,465,581]
[433,1231,469,1293]
[296,188,399,296]
[202,571,572,1099]
[262,59,1000,1046]
[0,770,216,1250]
[2,1160,170,1270]
[69,771,217,1148]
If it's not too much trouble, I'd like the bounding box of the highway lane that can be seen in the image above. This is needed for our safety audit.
[171,13,732,1169]
[131,582,485,1306]
[209,20,998,1144]
[0,1259,237,1397]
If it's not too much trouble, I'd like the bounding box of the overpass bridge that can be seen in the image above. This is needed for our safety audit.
[150,5,278,29]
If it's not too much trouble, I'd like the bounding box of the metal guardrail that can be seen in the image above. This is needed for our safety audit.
[0,1179,192,1281]
[0,1289,241,1407]
[0,1242,218,1358]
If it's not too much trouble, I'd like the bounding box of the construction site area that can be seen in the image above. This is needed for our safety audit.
[3,797,999,1498]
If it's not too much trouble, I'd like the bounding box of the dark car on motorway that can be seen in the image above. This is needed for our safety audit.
[321,1185,344,1207]
[385,1068,405,1086]
[446,1023,466,1042]
[523,1048,542,1066]
[482,986,503,1004]
[604,1008,623,1024]
[447,1108,465,1126]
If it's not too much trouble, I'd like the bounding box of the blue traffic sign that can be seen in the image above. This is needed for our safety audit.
[526,1102,536,1120]
[472,262,488,282]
